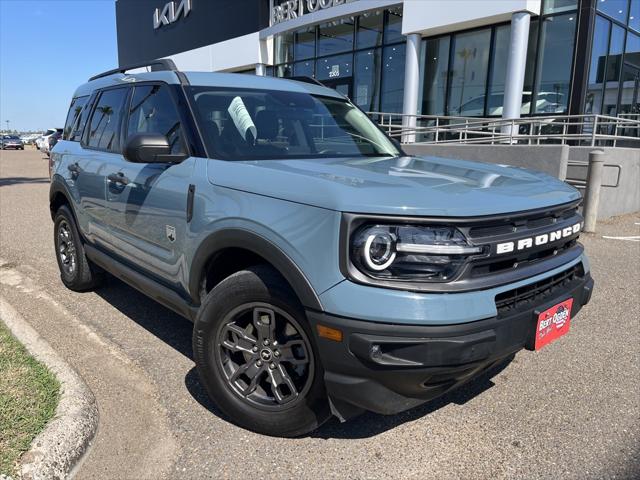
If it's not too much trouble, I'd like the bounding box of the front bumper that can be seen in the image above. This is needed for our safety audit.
[308,269,594,418]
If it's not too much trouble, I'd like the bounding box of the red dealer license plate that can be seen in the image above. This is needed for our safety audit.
[534,298,574,350]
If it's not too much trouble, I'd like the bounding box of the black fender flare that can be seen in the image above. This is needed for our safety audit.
[189,229,323,312]
[49,175,77,220]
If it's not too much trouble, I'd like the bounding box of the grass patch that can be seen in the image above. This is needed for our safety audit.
[0,320,60,477]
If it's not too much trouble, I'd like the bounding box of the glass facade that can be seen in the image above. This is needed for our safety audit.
[587,0,640,119]
[269,1,636,120]
[273,8,406,113]
[418,2,576,117]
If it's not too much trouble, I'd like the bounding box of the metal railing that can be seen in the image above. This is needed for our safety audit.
[367,112,640,147]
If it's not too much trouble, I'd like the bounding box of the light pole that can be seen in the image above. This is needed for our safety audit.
[4,120,9,133]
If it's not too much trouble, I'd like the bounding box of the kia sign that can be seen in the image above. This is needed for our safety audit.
[153,0,192,30]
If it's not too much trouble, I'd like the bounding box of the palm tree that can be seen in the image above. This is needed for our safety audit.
[92,105,114,147]
[457,47,475,113]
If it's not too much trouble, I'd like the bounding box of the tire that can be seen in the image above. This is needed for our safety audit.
[53,205,103,291]
[193,265,330,437]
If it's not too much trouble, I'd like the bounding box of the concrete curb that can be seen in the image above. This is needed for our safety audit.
[0,297,98,480]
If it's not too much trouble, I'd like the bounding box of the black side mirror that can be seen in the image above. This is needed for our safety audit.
[123,133,186,163]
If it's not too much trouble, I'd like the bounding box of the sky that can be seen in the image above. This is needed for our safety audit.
[0,0,118,132]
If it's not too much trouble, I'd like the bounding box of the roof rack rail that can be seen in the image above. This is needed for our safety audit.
[89,59,178,82]
[288,76,326,87]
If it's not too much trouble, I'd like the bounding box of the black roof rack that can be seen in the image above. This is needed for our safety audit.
[89,59,178,82]
[288,76,326,87]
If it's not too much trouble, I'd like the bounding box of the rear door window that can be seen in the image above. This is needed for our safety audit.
[86,88,129,152]
[126,84,185,155]
[63,96,90,141]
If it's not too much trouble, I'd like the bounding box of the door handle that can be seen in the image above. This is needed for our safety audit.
[107,172,130,186]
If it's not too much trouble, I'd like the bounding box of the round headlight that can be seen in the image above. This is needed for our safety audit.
[363,231,396,271]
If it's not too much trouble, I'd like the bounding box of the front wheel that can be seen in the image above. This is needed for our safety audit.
[193,265,330,437]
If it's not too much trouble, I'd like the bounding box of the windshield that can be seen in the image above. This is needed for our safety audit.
[189,87,401,160]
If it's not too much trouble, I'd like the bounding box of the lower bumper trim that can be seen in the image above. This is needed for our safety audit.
[308,272,594,417]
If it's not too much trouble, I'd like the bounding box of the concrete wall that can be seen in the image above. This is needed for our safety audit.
[566,147,640,220]
[403,144,569,179]
[167,33,272,72]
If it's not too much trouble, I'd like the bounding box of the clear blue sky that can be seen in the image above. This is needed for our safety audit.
[0,0,118,132]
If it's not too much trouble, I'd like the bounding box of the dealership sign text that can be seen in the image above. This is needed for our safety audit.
[272,0,357,25]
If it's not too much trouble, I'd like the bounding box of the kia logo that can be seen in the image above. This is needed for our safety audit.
[153,0,192,30]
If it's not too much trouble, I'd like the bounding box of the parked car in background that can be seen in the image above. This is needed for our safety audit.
[47,131,63,154]
[1,135,25,150]
[21,134,40,145]
[36,129,61,151]
[39,128,63,155]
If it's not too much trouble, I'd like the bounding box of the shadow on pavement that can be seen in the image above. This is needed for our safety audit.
[0,176,50,187]
[95,274,515,439]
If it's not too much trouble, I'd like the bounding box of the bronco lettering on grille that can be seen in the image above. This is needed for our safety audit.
[496,223,581,255]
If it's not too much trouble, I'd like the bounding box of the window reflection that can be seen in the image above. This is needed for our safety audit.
[318,18,355,56]
[294,27,315,60]
[420,36,450,116]
[586,16,611,114]
[626,31,640,66]
[630,0,639,31]
[604,25,626,114]
[384,7,403,44]
[380,44,406,113]
[534,14,577,114]
[87,88,128,152]
[596,0,630,23]
[316,54,352,82]
[357,10,383,49]
[447,29,491,116]
[543,0,578,14]
[293,60,314,77]
[354,49,381,111]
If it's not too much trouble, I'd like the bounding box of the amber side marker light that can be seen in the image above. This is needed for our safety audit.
[316,324,343,342]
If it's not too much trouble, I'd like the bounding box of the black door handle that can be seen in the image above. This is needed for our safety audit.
[107,172,129,186]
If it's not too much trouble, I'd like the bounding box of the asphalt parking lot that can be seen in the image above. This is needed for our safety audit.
[0,148,638,479]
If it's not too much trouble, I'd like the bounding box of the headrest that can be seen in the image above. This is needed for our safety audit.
[255,110,279,141]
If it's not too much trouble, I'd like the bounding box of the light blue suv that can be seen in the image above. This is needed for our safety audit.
[50,60,593,437]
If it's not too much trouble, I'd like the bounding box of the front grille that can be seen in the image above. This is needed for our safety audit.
[467,205,578,239]
[462,202,582,278]
[494,264,584,317]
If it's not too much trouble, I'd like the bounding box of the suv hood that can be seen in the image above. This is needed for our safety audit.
[208,155,581,217]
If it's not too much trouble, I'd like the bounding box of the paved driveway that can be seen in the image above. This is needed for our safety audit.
[1,149,638,479]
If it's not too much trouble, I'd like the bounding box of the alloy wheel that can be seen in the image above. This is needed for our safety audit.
[216,303,314,410]
[57,220,76,276]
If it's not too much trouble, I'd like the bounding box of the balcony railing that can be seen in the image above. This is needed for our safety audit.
[367,112,640,147]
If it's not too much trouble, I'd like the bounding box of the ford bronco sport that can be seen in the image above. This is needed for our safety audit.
[50,60,593,437]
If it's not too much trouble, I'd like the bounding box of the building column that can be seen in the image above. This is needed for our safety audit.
[501,11,531,140]
[401,33,421,144]
[256,63,267,76]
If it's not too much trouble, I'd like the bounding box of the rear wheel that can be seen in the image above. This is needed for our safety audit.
[53,205,102,291]
[193,265,330,437]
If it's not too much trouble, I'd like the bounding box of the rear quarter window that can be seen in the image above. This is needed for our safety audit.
[63,96,90,141]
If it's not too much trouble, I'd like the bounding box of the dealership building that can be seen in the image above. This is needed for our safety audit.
[116,0,639,123]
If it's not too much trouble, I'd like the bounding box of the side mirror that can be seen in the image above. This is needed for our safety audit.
[123,133,186,163]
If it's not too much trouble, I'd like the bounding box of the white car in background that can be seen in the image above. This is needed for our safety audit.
[456,92,566,117]
[37,128,63,154]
